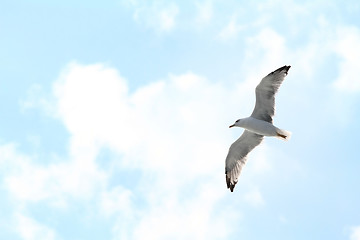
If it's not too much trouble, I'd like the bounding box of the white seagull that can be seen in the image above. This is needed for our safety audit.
[225,65,292,192]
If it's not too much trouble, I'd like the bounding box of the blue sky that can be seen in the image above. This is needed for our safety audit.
[1,0,360,239]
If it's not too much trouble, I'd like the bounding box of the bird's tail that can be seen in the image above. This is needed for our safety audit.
[276,128,292,141]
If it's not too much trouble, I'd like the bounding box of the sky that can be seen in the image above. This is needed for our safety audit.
[1,0,360,239]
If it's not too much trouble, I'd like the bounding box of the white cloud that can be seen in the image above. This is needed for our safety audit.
[15,213,55,240]
[48,62,275,238]
[244,188,265,208]
[3,62,271,239]
[246,144,272,175]
[127,0,179,32]
[195,0,213,25]
[99,186,133,217]
[350,226,360,240]
[132,182,234,240]
[218,16,245,41]
[52,63,234,174]
[1,142,107,206]
[333,26,360,92]
[19,84,55,115]
[245,28,286,68]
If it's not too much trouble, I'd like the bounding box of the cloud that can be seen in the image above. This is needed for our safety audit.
[195,0,213,25]
[350,226,360,240]
[99,186,133,218]
[14,213,55,240]
[333,26,360,92]
[218,16,245,41]
[1,142,107,206]
[245,28,286,66]
[3,62,273,239]
[51,63,255,239]
[246,144,272,175]
[132,182,234,240]
[126,0,179,32]
[244,188,265,208]
[19,84,55,116]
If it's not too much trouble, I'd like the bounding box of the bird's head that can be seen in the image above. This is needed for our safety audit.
[229,119,241,128]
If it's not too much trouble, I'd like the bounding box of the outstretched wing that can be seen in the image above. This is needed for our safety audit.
[225,130,263,192]
[251,65,291,123]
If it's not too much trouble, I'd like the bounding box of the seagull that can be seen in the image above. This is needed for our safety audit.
[225,65,292,192]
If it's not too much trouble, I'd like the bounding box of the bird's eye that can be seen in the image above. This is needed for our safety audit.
[236,119,239,123]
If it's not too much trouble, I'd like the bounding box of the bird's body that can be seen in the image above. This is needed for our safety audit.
[236,117,279,137]
[225,65,292,192]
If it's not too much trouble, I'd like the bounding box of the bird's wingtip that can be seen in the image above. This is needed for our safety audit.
[226,174,236,192]
[268,65,291,76]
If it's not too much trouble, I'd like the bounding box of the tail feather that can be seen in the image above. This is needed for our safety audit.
[276,128,291,141]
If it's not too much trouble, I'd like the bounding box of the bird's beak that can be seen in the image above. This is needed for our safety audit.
[229,124,235,128]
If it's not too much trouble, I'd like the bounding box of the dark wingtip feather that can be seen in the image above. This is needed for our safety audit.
[226,174,236,192]
[271,65,291,75]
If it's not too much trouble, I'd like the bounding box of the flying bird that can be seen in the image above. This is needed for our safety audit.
[225,65,292,192]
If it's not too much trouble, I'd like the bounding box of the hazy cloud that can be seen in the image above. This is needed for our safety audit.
[195,0,214,25]
[333,26,360,92]
[350,226,360,240]
[218,16,245,41]
[126,0,179,32]
[244,188,265,208]
[2,62,272,239]
[15,213,55,240]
